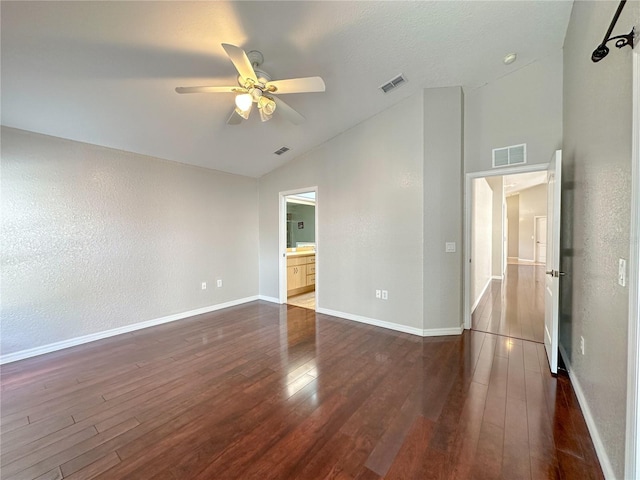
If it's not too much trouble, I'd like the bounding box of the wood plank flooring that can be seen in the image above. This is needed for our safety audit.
[472,264,546,343]
[1,302,602,479]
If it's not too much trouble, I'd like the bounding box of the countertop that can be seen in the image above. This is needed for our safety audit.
[286,251,316,257]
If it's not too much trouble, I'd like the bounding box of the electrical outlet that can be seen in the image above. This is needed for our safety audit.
[375,289,381,299]
[445,242,456,253]
[619,258,627,287]
[382,290,388,300]
[217,279,223,288]
[580,336,585,355]
[201,282,207,290]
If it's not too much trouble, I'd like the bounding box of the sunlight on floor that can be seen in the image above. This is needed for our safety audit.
[287,291,315,310]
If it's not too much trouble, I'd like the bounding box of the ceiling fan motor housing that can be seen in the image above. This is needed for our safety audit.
[247,50,264,67]
[254,68,271,84]
[238,67,271,89]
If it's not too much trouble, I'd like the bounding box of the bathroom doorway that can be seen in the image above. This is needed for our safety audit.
[279,188,317,311]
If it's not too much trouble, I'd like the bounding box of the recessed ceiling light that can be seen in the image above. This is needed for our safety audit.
[503,53,517,65]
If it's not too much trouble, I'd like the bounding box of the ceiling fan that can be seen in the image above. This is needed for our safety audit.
[175,43,325,125]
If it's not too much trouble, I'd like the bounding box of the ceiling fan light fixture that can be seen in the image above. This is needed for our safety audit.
[235,102,252,120]
[258,96,276,116]
[259,108,272,123]
[235,93,252,111]
[249,87,262,102]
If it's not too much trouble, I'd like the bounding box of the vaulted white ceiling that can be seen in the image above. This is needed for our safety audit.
[1,1,573,177]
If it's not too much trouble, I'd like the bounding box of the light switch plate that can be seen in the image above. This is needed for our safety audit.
[619,258,626,287]
[445,242,456,253]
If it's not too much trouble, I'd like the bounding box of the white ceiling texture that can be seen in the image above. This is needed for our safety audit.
[1,1,573,178]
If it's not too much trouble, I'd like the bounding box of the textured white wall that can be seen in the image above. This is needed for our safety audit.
[507,195,519,257]
[517,184,547,261]
[562,1,639,477]
[464,50,563,173]
[259,93,425,330]
[1,127,259,355]
[485,176,504,277]
[423,87,464,330]
[471,178,493,310]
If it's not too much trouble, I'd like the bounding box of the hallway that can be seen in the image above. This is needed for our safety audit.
[472,264,546,344]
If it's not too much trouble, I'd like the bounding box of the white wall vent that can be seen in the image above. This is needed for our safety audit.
[380,74,407,93]
[492,143,527,167]
[273,146,290,155]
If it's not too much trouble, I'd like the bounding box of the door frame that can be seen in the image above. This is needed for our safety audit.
[502,199,508,276]
[463,163,548,329]
[278,186,319,305]
[533,215,547,264]
[625,49,640,480]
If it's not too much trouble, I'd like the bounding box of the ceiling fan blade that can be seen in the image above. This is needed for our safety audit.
[227,108,243,125]
[221,43,257,83]
[175,86,238,94]
[266,77,325,94]
[273,97,305,125]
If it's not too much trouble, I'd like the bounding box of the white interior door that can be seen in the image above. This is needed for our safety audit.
[535,216,547,263]
[544,150,562,374]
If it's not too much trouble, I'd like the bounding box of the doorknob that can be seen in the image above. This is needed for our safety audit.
[546,270,566,277]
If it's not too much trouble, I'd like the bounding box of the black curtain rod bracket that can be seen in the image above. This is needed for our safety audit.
[591,0,635,63]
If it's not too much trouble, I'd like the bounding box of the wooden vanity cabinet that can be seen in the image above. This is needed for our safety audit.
[287,263,307,290]
[287,254,315,296]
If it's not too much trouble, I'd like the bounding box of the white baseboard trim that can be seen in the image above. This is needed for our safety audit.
[559,344,616,479]
[0,296,260,365]
[316,308,463,338]
[517,257,535,263]
[258,295,281,304]
[491,275,503,280]
[471,278,493,315]
[422,325,465,337]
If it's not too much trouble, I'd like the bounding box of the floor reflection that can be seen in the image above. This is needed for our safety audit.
[281,305,318,398]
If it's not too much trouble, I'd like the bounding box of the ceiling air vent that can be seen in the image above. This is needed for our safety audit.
[492,143,527,168]
[380,74,407,93]
[273,146,290,156]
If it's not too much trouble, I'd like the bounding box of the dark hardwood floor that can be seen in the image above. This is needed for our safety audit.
[472,264,546,343]
[1,301,602,479]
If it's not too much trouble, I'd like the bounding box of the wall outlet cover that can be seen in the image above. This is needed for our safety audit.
[445,242,456,253]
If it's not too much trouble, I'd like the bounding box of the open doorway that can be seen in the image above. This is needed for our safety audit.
[282,190,316,310]
[469,170,548,343]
